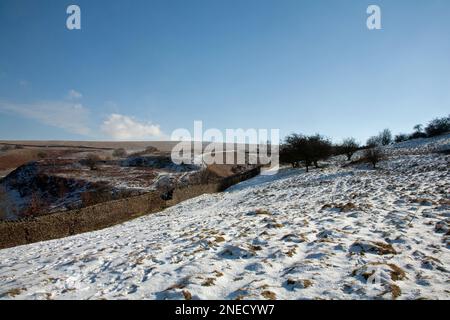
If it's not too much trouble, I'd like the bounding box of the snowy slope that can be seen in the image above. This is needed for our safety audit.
[0,138,449,300]
[386,133,450,154]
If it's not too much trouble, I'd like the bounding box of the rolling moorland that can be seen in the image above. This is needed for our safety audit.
[0,142,256,221]
[0,134,448,300]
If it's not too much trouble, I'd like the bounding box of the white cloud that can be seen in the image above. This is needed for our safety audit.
[67,89,82,100]
[101,114,163,140]
[0,100,91,135]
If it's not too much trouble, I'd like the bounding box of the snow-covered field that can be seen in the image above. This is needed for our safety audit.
[0,136,449,300]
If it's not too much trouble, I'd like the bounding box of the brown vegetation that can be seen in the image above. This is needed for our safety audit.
[84,154,101,170]
[350,240,397,255]
[261,290,276,300]
[112,148,127,158]
[22,193,49,217]
[0,148,73,172]
[321,202,358,212]
[389,284,402,299]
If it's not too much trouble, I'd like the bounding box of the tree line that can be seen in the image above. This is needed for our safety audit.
[393,115,450,143]
[280,114,449,170]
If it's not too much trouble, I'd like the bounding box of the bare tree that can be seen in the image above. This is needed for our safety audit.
[366,136,380,148]
[366,129,392,147]
[280,134,308,169]
[413,124,422,133]
[280,134,332,171]
[340,138,360,161]
[379,129,392,146]
[425,115,450,137]
[308,134,332,168]
[410,124,427,139]
[280,142,299,168]
[363,147,384,169]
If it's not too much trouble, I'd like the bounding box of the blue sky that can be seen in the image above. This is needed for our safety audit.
[0,0,449,143]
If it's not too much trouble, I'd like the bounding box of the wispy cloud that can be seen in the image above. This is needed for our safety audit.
[0,94,165,140]
[101,114,163,140]
[19,80,29,87]
[67,89,82,100]
[0,100,91,136]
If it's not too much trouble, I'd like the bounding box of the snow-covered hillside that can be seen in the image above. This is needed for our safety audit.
[0,136,449,300]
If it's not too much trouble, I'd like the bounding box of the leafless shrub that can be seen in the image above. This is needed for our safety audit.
[84,154,101,170]
[363,147,384,169]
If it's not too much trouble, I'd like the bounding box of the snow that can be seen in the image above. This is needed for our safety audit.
[0,136,449,300]
[387,133,450,154]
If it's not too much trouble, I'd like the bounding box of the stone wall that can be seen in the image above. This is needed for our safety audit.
[0,167,260,249]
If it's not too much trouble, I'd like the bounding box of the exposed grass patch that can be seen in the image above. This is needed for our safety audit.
[410,198,435,206]
[389,284,402,299]
[201,278,216,287]
[286,278,313,289]
[214,236,226,243]
[321,202,358,212]
[352,262,407,283]
[249,244,263,252]
[261,290,276,300]
[350,240,397,255]
[285,246,297,257]
[281,233,307,243]
[265,222,284,229]
[1,287,25,298]
[255,209,272,215]
[165,277,190,291]
[182,290,192,300]
[386,263,407,281]
[213,270,224,277]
